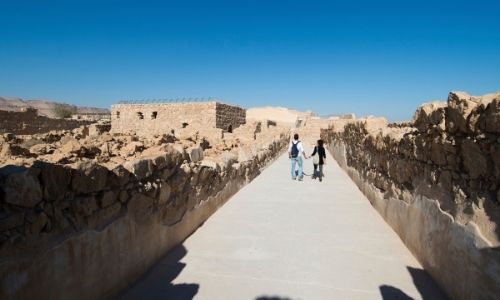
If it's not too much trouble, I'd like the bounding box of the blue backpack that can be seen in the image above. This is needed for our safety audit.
[291,141,300,158]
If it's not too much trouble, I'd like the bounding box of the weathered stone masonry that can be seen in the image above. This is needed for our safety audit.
[215,102,246,132]
[111,102,246,135]
[322,91,500,300]
[0,128,289,300]
[0,108,92,135]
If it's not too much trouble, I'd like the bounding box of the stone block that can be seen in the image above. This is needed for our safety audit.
[108,164,131,187]
[127,194,154,223]
[238,147,253,162]
[158,182,172,204]
[120,141,144,157]
[34,161,71,202]
[88,123,111,137]
[430,140,448,166]
[87,202,121,229]
[1,167,43,208]
[188,146,204,163]
[221,151,238,168]
[0,211,25,231]
[200,158,219,170]
[461,139,488,179]
[481,98,500,133]
[123,158,154,181]
[53,206,70,229]
[30,143,54,155]
[363,118,388,133]
[30,212,48,234]
[412,101,447,132]
[446,91,480,134]
[118,190,129,203]
[98,190,117,208]
[60,139,84,155]
[172,144,189,161]
[71,161,108,193]
[490,144,500,180]
[150,154,167,170]
[72,196,98,217]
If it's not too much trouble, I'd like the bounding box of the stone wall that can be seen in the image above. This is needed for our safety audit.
[0,109,92,135]
[215,102,246,132]
[111,102,245,136]
[321,91,500,300]
[296,117,335,146]
[0,128,289,299]
[72,113,111,122]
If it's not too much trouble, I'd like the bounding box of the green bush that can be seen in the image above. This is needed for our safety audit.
[52,103,77,119]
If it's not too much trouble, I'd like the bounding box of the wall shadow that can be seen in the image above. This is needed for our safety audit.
[379,285,413,300]
[119,244,199,300]
[406,267,448,299]
[255,296,293,300]
[379,266,448,300]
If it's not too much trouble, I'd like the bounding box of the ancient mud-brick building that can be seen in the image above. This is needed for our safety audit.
[111,101,246,135]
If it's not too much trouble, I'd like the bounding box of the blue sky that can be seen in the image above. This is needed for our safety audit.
[1,0,499,121]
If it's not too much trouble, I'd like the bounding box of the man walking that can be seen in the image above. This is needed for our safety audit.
[288,133,308,181]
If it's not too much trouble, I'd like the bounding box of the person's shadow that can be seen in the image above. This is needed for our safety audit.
[380,266,448,300]
[119,244,199,300]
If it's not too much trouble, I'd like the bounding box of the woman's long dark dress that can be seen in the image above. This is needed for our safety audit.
[311,146,326,180]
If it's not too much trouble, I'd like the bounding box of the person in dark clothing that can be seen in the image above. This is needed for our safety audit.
[311,139,326,181]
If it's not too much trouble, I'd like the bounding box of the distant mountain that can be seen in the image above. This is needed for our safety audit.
[0,96,109,118]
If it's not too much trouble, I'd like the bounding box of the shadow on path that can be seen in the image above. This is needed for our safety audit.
[380,285,414,300]
[255,296,295,300]
[119,244,199,300]
[380,266,448,300]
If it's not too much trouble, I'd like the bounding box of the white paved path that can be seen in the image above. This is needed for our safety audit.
[121,151,447,300]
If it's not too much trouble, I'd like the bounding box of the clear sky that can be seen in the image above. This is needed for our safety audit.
[1,0,499,121]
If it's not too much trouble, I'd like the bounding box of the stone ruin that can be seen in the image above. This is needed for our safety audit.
[296,117,337,146]
[71,112,111,122]
[246,106,344,146]
[321,91,500,300]
[111,101,246,136]
[0,107,94,135]
[0,103,289,299]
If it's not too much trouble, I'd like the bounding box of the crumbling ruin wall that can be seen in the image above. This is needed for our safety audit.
[215,102,246,132]
[296,117,335,146]
[111,102,245,136]
[71,113,111,122]
[0,109,92,135]
[0,129,289,299]
[321,91,500,300]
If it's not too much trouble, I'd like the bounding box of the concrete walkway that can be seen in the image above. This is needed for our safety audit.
[121,151,447,300]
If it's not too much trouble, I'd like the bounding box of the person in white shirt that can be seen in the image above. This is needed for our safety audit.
[288,133,308,180]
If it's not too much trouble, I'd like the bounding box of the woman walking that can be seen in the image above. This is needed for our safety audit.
[311,139,326,182]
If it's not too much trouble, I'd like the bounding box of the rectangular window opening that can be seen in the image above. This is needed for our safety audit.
[151,111,158,119]
[137,112,144,119]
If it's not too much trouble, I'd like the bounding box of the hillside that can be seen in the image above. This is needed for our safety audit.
[0,96,109,118]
